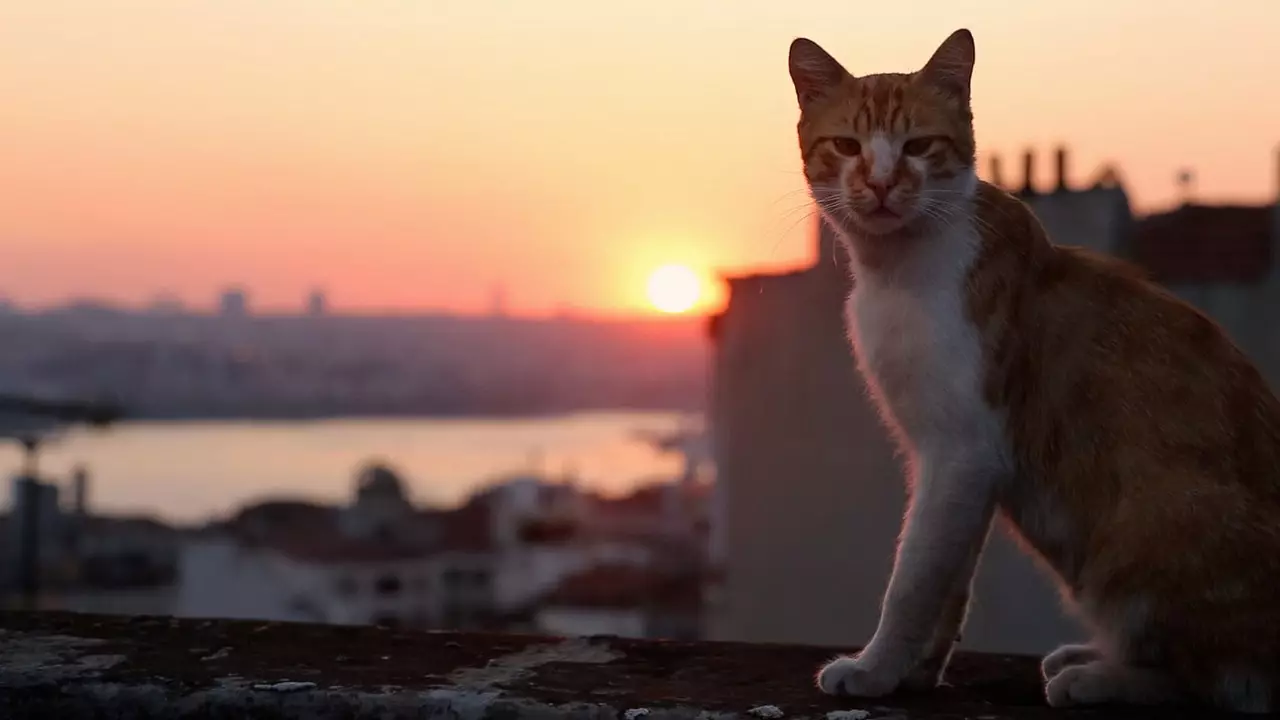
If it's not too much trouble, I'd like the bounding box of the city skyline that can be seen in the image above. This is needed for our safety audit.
[3,1,1278,314]
[0,282,702,319]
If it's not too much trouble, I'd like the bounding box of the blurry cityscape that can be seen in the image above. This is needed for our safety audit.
[3,428,713,640]
[0,299,707,418]
[6,145,1280,650]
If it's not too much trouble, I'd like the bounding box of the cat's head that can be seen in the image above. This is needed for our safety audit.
[788,29,977,238]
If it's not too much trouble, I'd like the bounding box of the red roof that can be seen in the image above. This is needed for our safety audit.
[590,484,669,518]
[265,534,433,564]
[541,564,703,611]
[431,497,495,553]
[1132,204,1274,284]
[223,495,494,565]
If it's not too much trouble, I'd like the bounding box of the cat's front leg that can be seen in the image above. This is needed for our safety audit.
[817,454,998,697]
[901,522,991,691]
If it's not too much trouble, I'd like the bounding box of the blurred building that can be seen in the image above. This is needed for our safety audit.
[707,145,1280,654]
[176,463,711,636]
[219,287,249,318]
[306,288,328,317]
[55,514,182,616]
[5,475,67,597]
[2,466,184,616]
[178,465,496,629]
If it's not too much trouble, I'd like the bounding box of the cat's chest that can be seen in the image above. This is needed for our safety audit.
[848,282,971,392]
[844,242,988,438]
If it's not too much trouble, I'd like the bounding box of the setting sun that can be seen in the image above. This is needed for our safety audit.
[646,264,701,314]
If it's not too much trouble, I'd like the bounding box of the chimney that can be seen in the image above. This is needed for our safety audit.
[1055,146,1069,192]
[71,465,89,517]
[989,154,1003,189]
[1020,149,1036,196]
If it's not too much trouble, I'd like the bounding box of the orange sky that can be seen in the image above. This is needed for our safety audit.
[2,1,1278,316]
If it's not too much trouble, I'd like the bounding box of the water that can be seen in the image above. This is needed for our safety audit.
[0,411,695,525]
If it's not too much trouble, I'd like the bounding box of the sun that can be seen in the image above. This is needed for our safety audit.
[646,264,701,314]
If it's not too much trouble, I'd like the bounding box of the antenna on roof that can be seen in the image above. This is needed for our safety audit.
[1176,169,1196,206]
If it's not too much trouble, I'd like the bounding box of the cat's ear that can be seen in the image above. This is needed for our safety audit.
[788,38,849,108]
[919,28,975,103]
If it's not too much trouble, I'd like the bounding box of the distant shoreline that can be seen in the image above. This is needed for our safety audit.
[86,405,704,425]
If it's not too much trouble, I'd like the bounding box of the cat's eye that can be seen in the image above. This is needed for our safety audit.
[902,137,936,156]
[830,137,862,157]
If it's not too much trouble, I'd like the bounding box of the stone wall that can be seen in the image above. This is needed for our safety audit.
[0,610,1189,719]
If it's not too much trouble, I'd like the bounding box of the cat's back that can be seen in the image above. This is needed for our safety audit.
[969,181,1280,499]
[969,182,1280,595]
[1001,205,1280,500]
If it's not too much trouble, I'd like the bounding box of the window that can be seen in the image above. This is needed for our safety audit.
[443,567,490,593]
[374,573,402,596]
[334,575,358,597]
[371,614,400,628]
[410,574,428,594]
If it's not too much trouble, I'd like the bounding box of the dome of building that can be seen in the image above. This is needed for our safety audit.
[355,462,407,501]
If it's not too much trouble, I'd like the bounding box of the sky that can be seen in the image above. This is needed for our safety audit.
[2,1,1278,317]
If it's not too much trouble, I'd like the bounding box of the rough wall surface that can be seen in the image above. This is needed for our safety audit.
[0,611,1211,719]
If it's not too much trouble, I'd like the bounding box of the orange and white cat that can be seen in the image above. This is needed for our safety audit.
[788,28,1280,713]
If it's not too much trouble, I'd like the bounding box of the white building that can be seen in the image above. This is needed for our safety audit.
[177,465,496,629]
[175,464,692,631]
[177,533,489,628]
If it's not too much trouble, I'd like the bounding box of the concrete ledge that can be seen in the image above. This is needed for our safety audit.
[0,611,1210,719]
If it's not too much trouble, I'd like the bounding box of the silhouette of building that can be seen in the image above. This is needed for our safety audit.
[706,145,1280,654]
[219,287,250,318]
[307,289,328,317]
[147,293,186,316]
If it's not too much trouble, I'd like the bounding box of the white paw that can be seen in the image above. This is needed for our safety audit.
[816,656,901,698]
[1045,662,1129,708]
[1046,661,1184,708]
[1045,664,1098,707]
[1040,643,1099,681]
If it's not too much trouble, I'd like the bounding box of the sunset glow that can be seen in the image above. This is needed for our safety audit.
[2,1,1278,315]
[646,265,702,314]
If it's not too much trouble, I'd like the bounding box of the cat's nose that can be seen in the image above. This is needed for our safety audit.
[867,180,894,203]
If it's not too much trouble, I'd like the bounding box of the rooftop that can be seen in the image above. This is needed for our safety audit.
[541,564,703,612]
[0,610,1227,719]
[212,494,495,565]
[1132,203,1274,285]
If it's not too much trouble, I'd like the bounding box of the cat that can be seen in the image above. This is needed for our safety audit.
[787,28,1280,713]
